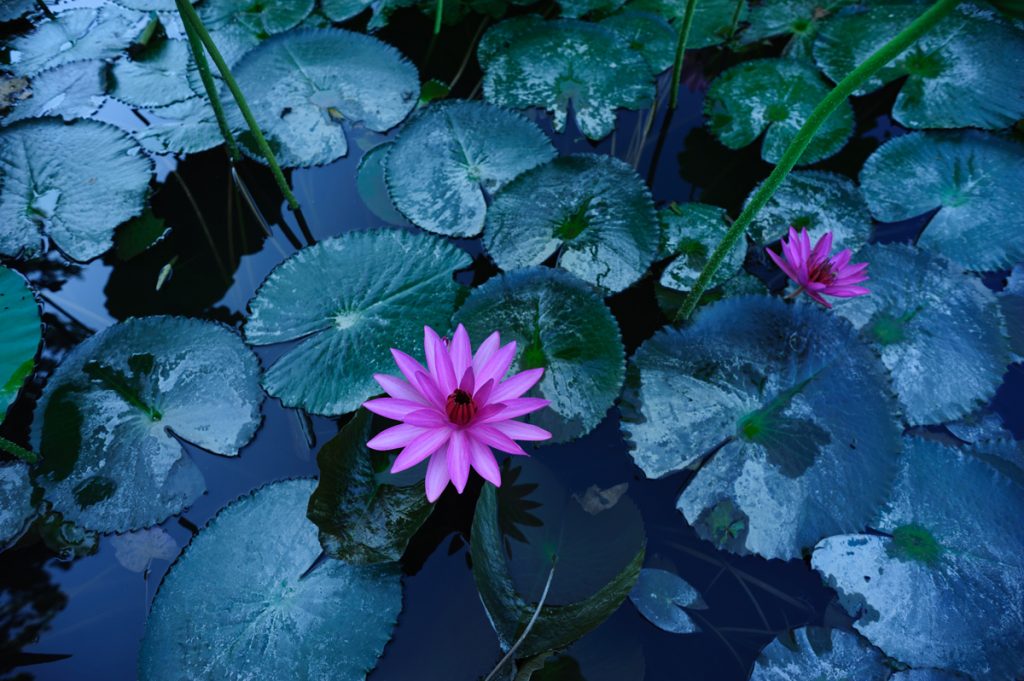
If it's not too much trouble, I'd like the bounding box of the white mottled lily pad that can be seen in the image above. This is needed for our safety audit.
[483,154,658,293]
[2,61,105,124]
[134,97,224,156]
[741,0,851,60]
[197,0,314,58]
[384,100,555,237]
[812,437,1024,679]
[110,39,194,109]
[833,244,1011,425]
[628,568,705,634]
[30,317,264,533]
[139,479,402,680]
[658,203,745,293]
[600,11,676,74]
[0,266,41,422]
[0,462,34,547]
[245,229,470,416]
[751,627,889,681]
[558,0,626,18]
[627,0,746,48]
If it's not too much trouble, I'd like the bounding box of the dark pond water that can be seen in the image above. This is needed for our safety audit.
[1,6,1021,681]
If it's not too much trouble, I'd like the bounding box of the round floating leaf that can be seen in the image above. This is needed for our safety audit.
[356,143,410,225]
[0,462,34,547]
[322,0,373,22]
[705,58,854,165]
[2,61,105,124]
[198,0,314,45]
[110,527,178,572]
[621,296,901,559]
[479,16,654,140]
[139,479,403,680]
[813,4,1024,129]
[453,267,626,442]
[600,11,676,74]
[5,6,144,77]
[110,39,194,108]
[245,229,470,416]
[626,0,746,48]
[384,101,555,238]
[30,317,264,533]
[230,28,419,167]
[134,97,224,155]
[0,118,154,262]
[0,266,41,422]
[859,131,1024,271]
[833,244,1011,425]
[746,170,872,251]
[483,155,658,293]
[741,0,850,60]
[658,203,745,293]
[812,438,1024,679]
[113,0,197,9]
[751,627,889,681]
[558,0,626,19]
[628,568,705,634]
[0,0,36,22]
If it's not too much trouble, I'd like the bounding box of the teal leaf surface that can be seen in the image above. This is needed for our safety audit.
[628,568,705,634]
[0,266,41,422]
[751,627,890,681]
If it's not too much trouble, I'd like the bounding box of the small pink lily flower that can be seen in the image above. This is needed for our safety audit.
[766,227,870,308]
[363,325,551,502]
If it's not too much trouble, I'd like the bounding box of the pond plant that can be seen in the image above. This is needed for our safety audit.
[0,0,1021,678]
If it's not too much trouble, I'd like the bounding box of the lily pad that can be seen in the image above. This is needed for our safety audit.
[0,118,154,262]
[890,672,971,681]
[30,316,264,533]
[483,154,658,293]
[751,627,889,681]
[0,0,36,22]
[230,28,419,167]
[197,0,314,52]
[2,61,105,124]
[0,462,34,547]
[322,0,374,22]
[599,11,676,75]
[110,39,194,109]
[245,229,470,416]
[110,527,178,572]
[0,266,41,421]
[628,568,705,634]
[833,244,1011,425]
[1000,265,1024,358]
[384,100,555,238]
[812,437,1024,679]
[658,203,745,293]
[453,267,626,443]
[356,143,409,225]
[626,0,746,48]
[134,96,224,155]
[741,0,851,60]
[813,4,1024,129]
[479,16,654,140]
[859,131,1024,271]
[746,170,872,251]
[558,0,627,19]
[621,296,901,559]
[705,58,854,165]
[139,479,403,680]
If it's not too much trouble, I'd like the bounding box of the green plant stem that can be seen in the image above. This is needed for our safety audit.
[727,0,745,38]
[174,0,300,210]
[484,561,556,681]
[434,0,444,34]
[178,9,240,162]
[669,0,699,110]
[674,0,960,322]
[35,0,55,19]
[0,435,37,464]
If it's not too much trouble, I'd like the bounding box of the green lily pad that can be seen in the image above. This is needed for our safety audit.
[384,100,555,238]
[600,11,676,74]
[110,39,194,109]
[628,568,705,634]
[245,229,470,416]
[621,296,901,559]
[833,244,1011,425]
[813,4,1024,129]
[558,0,627,19]
[741,0,851,60]
[0,0,36,22]
[746,170,872,251]
[139,479,403,680]
[658,203,745,293]
[483,155,658,293]
[134,96,224,155]
[859,131,1024,271]
[30,316,264,533]
[308,410,434,564]
[230,28,419,167]
[321,0,373,22]
[0,266,41,422]
[751,627,889,681]
[453,267,626,443]
[0,462,34,547]
[705,58,854,165]
[479,16,654,140]
[812,437,1024,679]
[0,118,153,262]
[626,0,746,48]
[198,0,314,44]
[2,61,105,124]
[5,6,143,78]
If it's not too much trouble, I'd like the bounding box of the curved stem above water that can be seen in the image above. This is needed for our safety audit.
[669,0,699,110]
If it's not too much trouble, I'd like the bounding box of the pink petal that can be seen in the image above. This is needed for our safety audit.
[810,231,833,263]
[448,430,471,493]
[826,285,871,297]
[413,370,446,409]
[471,331,501,378]
[474,378,495,406]
[459,366,475,395]
[425,326,457,394]
[491,368,544,402]
[424,445,450,502]
[392,427,451,473]
[467,435,501,487]
[477,340,517,387]
[362,397,424,420]
[471,424,527,455]
[373,373,427,404]
[486,397,549,421]
[474,403,505,422]
[492,420,552,441]
[404,409,448,428]
[449,324,473,382]
[368,423,425,451]
[391,349,429,387]
[766,247,799,283]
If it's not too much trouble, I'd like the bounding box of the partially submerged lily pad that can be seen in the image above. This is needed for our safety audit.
[453,267,626,443]
[196,0,315,63]
[859,131,1024,271]
[599,11,676,75]
[134,97,224,155]
[622,296,901,559]
[139,479,403,680]
[0,266,41,421]
[0,462,34,548]
[483,154,658,293]
[751,627,889,681]
[833,244,1010,425]
[0,0,36,22]
[558,0,626,18]
[245,229,470,416]
[0,118,153,262]
[30,316,264,533]
[705,58,854,165]
[812,437,1024,678]
[230,28,419,167]
[479,16,654,140]
[741,0,850,60]
[658,203,745,293]
[384,100,555,237]
[110,527,178,572]
[110,39,194,109]
[2,61,105,124]
[813,4,1024,129]
[628,568,705,634]
[627,0,746,48]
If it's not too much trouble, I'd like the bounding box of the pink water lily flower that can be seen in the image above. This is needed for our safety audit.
[364,325,551,502]
[766,227,870,308]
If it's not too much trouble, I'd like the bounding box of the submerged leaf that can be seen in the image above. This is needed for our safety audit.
[110,527,178,572]
[134,97,224,156]
[627,0,746,48]
[658,203,745,293]
[628,568,705,634]
[0,462,34,547]
[110,39,194,109]
[0,266,41,422]
[2,61,106,124]
[751,627,889,680]
[139,479,402,680]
